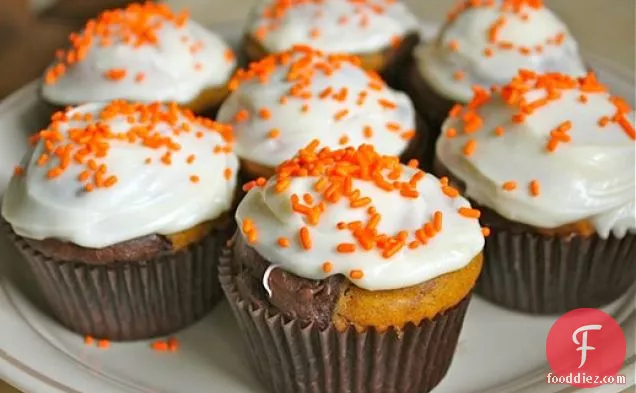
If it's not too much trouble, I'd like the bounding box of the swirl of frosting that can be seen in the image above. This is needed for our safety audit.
[245,0,418,54]
[437,71,636,238]
[415,0,587,102]
[41,2,237,105]
[2,101,238,248]
[217,46,417,168]
[237,142,485,291]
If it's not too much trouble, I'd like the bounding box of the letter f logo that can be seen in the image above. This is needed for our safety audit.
[572,324,602,368]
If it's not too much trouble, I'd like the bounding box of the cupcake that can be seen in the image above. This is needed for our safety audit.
[404,0,587,166]
[243,0,419,85]
[2,101,238,340]
[217,46,426,180]
[41,2,237,115]
[435,70,636,314]
[221,141,485,393]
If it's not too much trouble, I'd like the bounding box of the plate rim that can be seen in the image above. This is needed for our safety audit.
[0,22,634,393]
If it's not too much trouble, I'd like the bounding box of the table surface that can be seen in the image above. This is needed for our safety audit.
[0,0,634,392]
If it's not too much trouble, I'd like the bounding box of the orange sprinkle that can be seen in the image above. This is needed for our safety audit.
[135,73,145,83]
[190,175,200,183]
[442,186,459,198]
[97,339,110,349]
[234,109,250,122]
[339,135,350,145]
[453,71,465,81]
[363,125,373,138]
[598,116,610,127]
[337,243,356,253]
[268,129,280,139]
[494,126,505,136]
[259,108,272,120]
[47,167,63,179]
[349,270,364,279]
[276,237,290,248]
[334,109,349,121]
[83,336,94,345]
[481,227,491,237]
[448,40,460,51]
[529,180,540,197]
[322,262,333,273]
[458,207,481,219]
[224,168,233,180]
[104,68,127,81]
[463,139,477,156]
[449,104,463,118]
[546,139,559,152]
[446,128,457,138]
[299,227,312,250]
[502,181,517,191]
[378,99,397,109]
[433,211,443,232]
[382,241,404,259]
[512,113,526,123]
[151,341,169,352]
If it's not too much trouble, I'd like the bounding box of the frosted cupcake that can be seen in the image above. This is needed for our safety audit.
[436,70,636,313]
[404,0,587,165]
[2,101,238,340]
[41,2,237,115]
[217,46,425,179]
[221,141,485,393]
[243,0,419,84]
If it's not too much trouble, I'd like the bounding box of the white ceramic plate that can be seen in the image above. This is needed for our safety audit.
[0,23,634,393]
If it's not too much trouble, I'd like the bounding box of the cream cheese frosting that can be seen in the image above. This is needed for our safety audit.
[415,0,587,103]
[236,142,485,291]
[246,0,419,55]
[2,101,238,248]
[436,71,636,238]
[217,46,417,168]
[41,2,237,105]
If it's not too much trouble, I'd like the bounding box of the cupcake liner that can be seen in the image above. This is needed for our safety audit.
[219,248,472,393]
[5,220,233,341]
[477,229,636,314]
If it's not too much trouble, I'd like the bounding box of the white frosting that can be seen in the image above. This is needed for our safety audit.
[246,0,419,54]
[437,80,636,238]
[217,49,416,168]
[41,4,236,105]
[2,102,238,248]
[415,0,587,102]
[236,159,484,291]
[262,264,279,297]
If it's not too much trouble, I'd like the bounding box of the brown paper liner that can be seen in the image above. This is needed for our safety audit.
[4,220,232,341]
[219,250,472,393]
[477,229,636,314]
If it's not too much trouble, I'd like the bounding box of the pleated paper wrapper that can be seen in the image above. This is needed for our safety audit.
[5,221,232,341]
[219,250,472,393]
[477,229,636,314]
